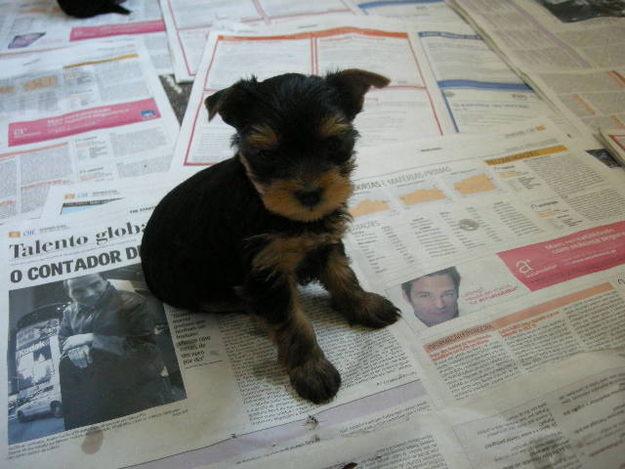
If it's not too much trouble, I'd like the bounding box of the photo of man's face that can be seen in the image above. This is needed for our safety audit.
[65,274,108,307]
[403,271,460,327]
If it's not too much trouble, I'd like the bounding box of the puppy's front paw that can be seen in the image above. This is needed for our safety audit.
[339,292,400,329]
[289,357,341,404]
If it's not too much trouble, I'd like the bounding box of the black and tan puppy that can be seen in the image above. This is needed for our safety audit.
[140,69,400,403]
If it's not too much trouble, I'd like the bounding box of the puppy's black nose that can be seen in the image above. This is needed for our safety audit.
[295,188,322,208]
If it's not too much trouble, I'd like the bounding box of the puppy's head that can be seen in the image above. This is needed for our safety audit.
[205,69,389,222]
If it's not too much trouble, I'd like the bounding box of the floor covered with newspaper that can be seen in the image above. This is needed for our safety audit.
[2,1,625,468]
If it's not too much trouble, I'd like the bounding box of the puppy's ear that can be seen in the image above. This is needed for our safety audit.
[326,69,390,120]
[204,78,257,129]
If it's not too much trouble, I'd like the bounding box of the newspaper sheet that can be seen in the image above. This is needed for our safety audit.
[0,39,179,222]
[39,176,181,219]
[449,0,625,147]
[142,118,625,469]
[208,349,625,468]
[159,0,365,82]
[51,119,621,468]
[171,14,572,171]
[1,198,426,468]
[0,0,164,53]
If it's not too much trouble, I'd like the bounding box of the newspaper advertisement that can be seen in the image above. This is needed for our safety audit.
[158,0,364,82]
[1,201,426,468]
[0,39,179,221]
[449,0,625,146]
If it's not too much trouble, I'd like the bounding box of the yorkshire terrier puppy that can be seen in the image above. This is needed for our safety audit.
[140,69,400,403]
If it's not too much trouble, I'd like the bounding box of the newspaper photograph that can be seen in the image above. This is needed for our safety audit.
[0,39,179,221]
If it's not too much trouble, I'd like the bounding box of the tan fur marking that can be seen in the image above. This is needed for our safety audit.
[319,115,350,138]
[252,232,343,274]
[247,124,278,148]
[322,249,358,296]
[262,168,354,222]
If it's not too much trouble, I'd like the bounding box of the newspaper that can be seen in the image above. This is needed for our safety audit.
[139,118,625,468]
[208,349,625,468]
[2,198,425,468]
[171,15,569,170]
[159,0,365,82]
[600,127,625,166]
[0,39,179,221]
[38,176,181,219]
[448,0,625,148]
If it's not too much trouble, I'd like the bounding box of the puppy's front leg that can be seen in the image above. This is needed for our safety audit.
[244,270,341,403]
[319,243,400,328]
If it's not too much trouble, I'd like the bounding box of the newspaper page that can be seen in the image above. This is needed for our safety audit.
[600,127,625,166]
[0,1,172,75]
[172,17,453,170]
[0,40,179,221]
[171,13,590,172]
[448,0,625,147]
[339,118,625,410]
[1,200,427,468]
[206,349,625,468]
[159,0,363,82]
[0,0,165,54]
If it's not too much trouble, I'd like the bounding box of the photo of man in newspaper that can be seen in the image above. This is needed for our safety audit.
[7,265,186,445]
[401,267,461,327]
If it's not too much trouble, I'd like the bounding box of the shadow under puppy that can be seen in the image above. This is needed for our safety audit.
[140,69,400,404]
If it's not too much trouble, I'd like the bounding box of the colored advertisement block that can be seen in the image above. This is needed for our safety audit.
[9,99,160,146]
[497,221,625,291]
[70,20,165,41]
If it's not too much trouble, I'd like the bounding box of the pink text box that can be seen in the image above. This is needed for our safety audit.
[70,20,165,41]
[9,98,160,146]
[498,221,625,291]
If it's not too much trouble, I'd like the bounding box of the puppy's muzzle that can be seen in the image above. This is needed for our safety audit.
[295,188,323,208]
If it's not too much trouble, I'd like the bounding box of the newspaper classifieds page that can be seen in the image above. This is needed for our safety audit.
[172,17,453,170]
[2,198,430,468]
[449,0,625,146]
[600,127,625,166]
[0,40,179,222]
[207,349,625,468]
[159,0,363,82]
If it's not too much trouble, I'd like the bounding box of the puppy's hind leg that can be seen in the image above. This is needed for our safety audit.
[319,243,400,328]
[243,270,341,404]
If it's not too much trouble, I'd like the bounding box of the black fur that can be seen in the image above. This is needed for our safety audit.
[141,70,398,403]
[57,0,130,18]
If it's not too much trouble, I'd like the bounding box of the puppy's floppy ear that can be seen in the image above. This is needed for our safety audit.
[204,78,257,129]
[326,69,390,120]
